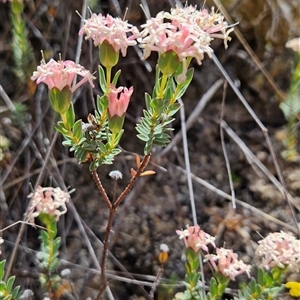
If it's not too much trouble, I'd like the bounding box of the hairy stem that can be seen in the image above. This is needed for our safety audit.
[113,154,151,208]
[96,208,117,299]
[95,153,151,299]
[92,169,112,210]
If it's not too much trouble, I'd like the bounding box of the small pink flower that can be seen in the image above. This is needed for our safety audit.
[79,13,140,57]
[27,186,70,222]
[176,225,216,253]
[31,59,95,92]
[255,231,300,272]
[204,247,251,281]
[108,85,133,118]
[139,5,233,64]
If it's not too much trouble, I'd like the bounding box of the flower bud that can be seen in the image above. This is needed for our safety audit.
[11,0,24,14]
[107,85,133,133]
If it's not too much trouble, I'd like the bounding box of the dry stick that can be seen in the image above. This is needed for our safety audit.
[219,81,236,209]
[212,54,299,236]
[221,121,300,211]
[212,0,286,101]
[97,208,117,298]
[178,97,206,299]
[160,79,223,157]
[175,164,298,234]
[4,132,59,281]
[95,153,151,300]
[178,98,197,226]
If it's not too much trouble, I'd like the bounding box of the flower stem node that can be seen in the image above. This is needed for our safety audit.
[49,86,72,114]
[158,50,181,75]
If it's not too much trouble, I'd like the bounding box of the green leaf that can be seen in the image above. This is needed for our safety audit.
[175,68,194,99]
[165,77,175,100]
[150,97,165,111]
[53,237,61,253]
[54,122,69,136]
[145,93,152,111]
[167,103,181,117]
[63,139,73,147]
[137,133,149,142]
[249,277,257,293]
[264,272,273,286]
[112,69,121,86]
[89,160,100,171]
[257,268,265,285]
[11,285,21,298]
[65,102,75,127]
[74,148,88,163]
[98,65,107,93]
[136,126,150,137]
[209,277,218,295]
[0,260,5,281]
[97,95,108,115]
[40,230,50,245]
[73,119,83,140]
[6,275,16,293]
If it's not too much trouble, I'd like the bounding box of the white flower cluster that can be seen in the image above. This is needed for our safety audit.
[27,186,70,222]
[255,231,300,272]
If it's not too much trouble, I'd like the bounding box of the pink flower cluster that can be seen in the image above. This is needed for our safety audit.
[139,5,234,64]
[255,231,300,272]
[176,225,216,253]
[27,186,70,222]
[177,225,251,280]
[204,247,251,281]
[79,13,140,56]
[108,85,133,118]
[31,58,95,92]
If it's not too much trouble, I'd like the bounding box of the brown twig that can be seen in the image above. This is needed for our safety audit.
[97,208,117,298]
[113,154,151,208]
[95,153,151,299]
[92,169,112,210]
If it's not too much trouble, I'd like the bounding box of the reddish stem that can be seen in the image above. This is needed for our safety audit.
[113,154,151,208]
[92,169,112,210]
[95,154,151,299]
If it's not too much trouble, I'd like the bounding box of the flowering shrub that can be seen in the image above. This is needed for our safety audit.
[1,2,299,300]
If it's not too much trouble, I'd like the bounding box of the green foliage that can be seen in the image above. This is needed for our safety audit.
[37,217,63,298]
[279,54,300,162]
[10,0,34,84]
[0,260,21,300]
[136,65,193,154]
[98,65,107,93]
[206,272,230,300]
[234,268,285,300]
